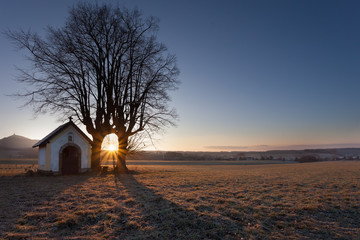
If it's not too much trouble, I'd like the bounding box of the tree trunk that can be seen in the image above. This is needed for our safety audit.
[91,139,102,171]
[115,135,129,173]
[115,151,128,173]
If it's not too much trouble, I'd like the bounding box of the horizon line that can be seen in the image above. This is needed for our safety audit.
[202,143,360,152]
[3,134,360,152]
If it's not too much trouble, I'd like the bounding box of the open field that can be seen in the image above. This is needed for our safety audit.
[0,161,359,239]
[0,159,37,175]
[0,158,38,165]
[0,164,37,176]
[112,159,291,166]
[0,158,289,176]
[0,158,38,175]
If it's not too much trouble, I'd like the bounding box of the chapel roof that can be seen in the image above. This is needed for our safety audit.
[32,120,92,148]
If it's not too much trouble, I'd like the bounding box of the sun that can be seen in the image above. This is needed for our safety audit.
[101,133,119,152]
[107,144,117,151]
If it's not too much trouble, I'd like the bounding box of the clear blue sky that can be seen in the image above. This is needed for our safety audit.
[1,0,360,151]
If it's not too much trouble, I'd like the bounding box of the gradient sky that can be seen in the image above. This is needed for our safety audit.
[1,0,360,151]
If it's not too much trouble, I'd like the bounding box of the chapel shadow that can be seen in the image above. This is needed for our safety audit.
[112,172,238,239]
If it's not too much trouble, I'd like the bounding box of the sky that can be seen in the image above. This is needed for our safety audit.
[1,0,360,151]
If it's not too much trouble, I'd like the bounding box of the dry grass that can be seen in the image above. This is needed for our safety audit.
[0,161,359,239]
[0,164,37,176]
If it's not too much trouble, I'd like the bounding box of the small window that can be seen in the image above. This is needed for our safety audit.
[68,134,73,142]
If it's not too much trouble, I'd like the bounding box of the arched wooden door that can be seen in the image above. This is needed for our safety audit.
[61,146,80,174]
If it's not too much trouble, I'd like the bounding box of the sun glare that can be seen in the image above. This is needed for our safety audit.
[101,133,119,152]
[108,144,117,151]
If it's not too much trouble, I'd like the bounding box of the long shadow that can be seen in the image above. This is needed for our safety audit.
[1,171,243,239]
[0,173,91,239]
[113,172,239,239]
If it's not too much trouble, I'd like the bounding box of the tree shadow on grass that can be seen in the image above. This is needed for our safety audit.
[0,171,245,239]
[0,174,92,239]
[112,172,240,239]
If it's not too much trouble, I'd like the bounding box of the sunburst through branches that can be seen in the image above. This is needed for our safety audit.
[101,134,119,168]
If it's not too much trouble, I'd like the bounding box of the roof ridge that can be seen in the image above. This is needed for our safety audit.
[32,121,92,148]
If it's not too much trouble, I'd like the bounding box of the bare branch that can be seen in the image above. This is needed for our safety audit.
[5,2,179,170]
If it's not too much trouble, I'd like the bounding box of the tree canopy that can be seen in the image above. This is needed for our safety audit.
[7,2,179,170]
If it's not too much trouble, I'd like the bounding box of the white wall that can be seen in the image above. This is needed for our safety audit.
[37,146,46,170]
[50,127,90,172]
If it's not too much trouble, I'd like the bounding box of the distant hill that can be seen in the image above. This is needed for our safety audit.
[0,134,39,149]
[0,134,39,159]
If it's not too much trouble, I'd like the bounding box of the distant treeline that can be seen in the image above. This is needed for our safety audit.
[128,151,284,161]
[128,151,228,161]
[4,147,360,162]
[128,149,360,162]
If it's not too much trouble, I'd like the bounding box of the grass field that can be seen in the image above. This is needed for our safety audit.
[0,158,38,176]
[0,161,359,239]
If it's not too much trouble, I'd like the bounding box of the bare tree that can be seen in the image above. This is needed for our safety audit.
[6,3,179,171]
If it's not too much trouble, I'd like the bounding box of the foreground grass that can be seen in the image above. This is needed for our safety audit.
[0,161,359,239]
